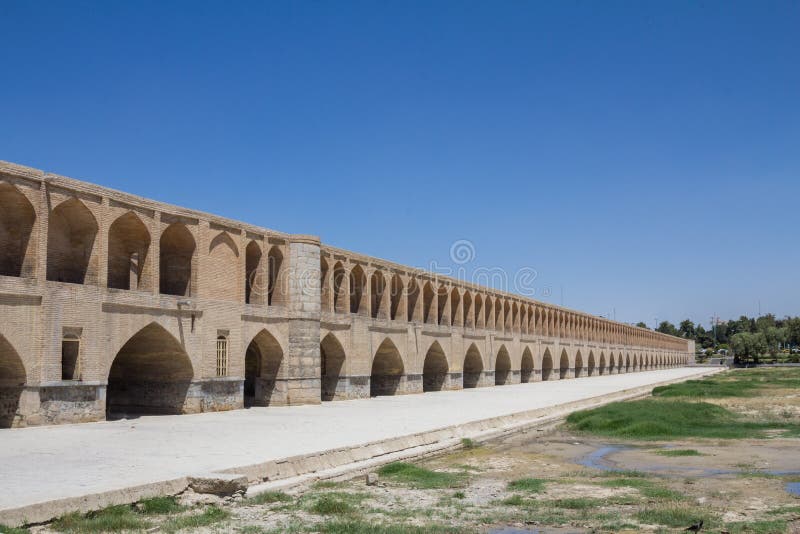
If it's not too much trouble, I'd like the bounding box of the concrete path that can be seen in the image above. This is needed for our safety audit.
[0,367,711,517]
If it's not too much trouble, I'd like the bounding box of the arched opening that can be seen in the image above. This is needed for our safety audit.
[0,334,26,428]
[463,343,483,388]
[484,297,493,329]
[495,299,504,331]
[617,353,624,373]
[321,333,346,401]
[474,294,484,328]
[350,265,367,314]
[422,282,435,324]
[207,232,239,301]
[423,341,448,392]
[450,288,461,326]
[609,353,616,374]
[406,279,420,322]
[245,241,263,305]
[108,212,151,291]
[390,274,403,320]
[370,271,386,319]
[436,285,449,325]
[463,292,474,328]
[495,345,511,385]
[267,246,285,307]
[559,350,570,379]
[574,351,584,378]
[599,353,606,375]
[632,355,638,372]
[159,223,195,296]
[541,349,554,381]
[588,352,596,376]
[107,323,193,417]
[47,198,98,285]
[371,338,404,397]
[521,347,534,383]
[333,262,347,313]
[625,354,631,373]
[0,183,36,278]
[244,329,284,407]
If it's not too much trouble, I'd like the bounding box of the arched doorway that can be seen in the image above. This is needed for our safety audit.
[47,198,98,285]
[107,323,193,417]
[463,343,483,388]
[625,354,631,373]
[541,349,554,381]
[588,352,596,376]
[0,183,36,278]
[371,339,404,397]
[159,223,195,296]
[107,211,151,291]
[0,334,26,428]
[559,350,570,379]
[495,346,511,385]
[321,333,346,401]
[423,341,448,392]
[244,329,284,407]
[574,351,584,378]
[521,347,534,383]
[599,353,606,375]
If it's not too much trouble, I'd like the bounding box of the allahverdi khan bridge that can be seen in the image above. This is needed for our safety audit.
[0,160,693,428]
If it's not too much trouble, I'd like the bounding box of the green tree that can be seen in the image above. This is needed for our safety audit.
[656,321,679,336]
[679,319,696,339]
[764,326,787,356]
[635,322,649,329]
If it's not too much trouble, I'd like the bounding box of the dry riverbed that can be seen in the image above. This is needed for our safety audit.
[9,368,800,534]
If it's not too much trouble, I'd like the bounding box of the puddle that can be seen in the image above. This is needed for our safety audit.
[575,445,627,471]
[786,482,800,497]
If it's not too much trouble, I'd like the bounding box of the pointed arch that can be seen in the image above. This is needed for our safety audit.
[159,223,195,296]
[371,338,404,396]
[349,265,367,314]
[107,323,193,416]
[474,294,484,328]
[267,246,286,307]
[207,231,239,301]
[406,278,420,322]
[333,262,347,313]
[559,349,570,379]
[588,351,596,376]
[599,352,606,375]
[495,345,511,385]
[422,281,436,324]
[107,211,151,291]
[436,285,449,325]
[244,328,285,407]
[463,291,473,328]
[521,347,534,383]
[390,274,403,320]
[423,341,449,392]
[0,182,36,278]
[370,270,386,319]
[0,334,26,428]
[245,240,263,305]
[450,288,461,326]
[321,332,346,401]
[632,354,638,372]
[463,343,483,388]
[47,198,98,284]
[541,348,554,381]
[574,350,584,378]
[608,353,616,374]
[625,354,631,373]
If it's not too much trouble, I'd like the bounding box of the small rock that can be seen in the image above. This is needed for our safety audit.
[366,472,379,486]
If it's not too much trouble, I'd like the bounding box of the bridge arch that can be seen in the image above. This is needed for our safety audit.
[599,352,606,375]
[244,329,284,407]
[625,354,631,373]
[371,338,404,397]
[521,347,534,383]
[542,348,554,381]
[47,198,99,285]
[588,351,596,376]
[160,223,195,296]
[559,349,570,379]
[575,350,584,378]
[423,341,449,392]
[107,322,194,417]
[463,343,483,389]
[495,345,511,385]
[0,334,26,428]
[108,211,151,291]
[321,332,346,401]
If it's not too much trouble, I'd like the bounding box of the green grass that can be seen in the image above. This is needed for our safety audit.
[566,399,800,440]
[551,497,602,509]
[377,462,466,489]
[507,477,546,493]
[52,505,151,533]
[453,491,466,499]
[654,448,703,456]
[0,526,28,534]
[460,438,479,449]
[636,506,715,528]
[309,495,356,516]
[316,520,464,534]
[137,496,184,515]
[161,506,230,533]
[723,520,788,533]
[653,377,758,398]
[312,481,342,489]
[247,490,294,505]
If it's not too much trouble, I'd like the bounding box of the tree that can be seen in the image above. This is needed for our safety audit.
[756,313,777,333]
[764,326,787,356]
[656,321,679,337]
[679,319,696,339]
[635,322,649,329]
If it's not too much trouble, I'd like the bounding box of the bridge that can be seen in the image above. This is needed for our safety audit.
[0,160,693,427]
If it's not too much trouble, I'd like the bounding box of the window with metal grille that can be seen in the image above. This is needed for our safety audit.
[216,335,228,377]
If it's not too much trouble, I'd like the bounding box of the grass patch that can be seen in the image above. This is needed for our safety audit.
[724,519,788,533]
[137,496,184,515]
[377,462,466,489]
[52,505,150,533]
[247,490,294,505]
[507,478,546,493]
[636,506,714,528]
[599,477,684,501]
[0,526,28,534]
[551,497,602,509]
[317,520,463,533]
[312,481,342,489]
[654,448,703,457]
[498,495,527,507]
[460,438,479,449]
[309,495,356,516]
[162,506,230,533]
[453,491,466,499]
[653,377,758,398]
[566,399,800,440]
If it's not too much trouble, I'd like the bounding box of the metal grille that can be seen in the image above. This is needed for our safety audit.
[216,336,228,377]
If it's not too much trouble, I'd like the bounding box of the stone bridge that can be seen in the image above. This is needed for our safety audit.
[0,161,693,427]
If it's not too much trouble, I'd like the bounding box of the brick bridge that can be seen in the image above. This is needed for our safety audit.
[0,161,693,427]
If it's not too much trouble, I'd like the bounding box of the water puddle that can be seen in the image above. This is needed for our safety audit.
[786,482,800,497]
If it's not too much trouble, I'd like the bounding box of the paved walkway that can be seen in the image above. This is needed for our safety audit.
[0,367,710,512]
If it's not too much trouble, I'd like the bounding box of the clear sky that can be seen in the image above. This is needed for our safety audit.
[2,1,798,328]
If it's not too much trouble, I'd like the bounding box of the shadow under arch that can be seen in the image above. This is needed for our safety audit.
[495,345,511,385]
[321,332,346,401]
[107,323,193,418]
[423,341,449,392]
[521,347,534,383]
[0,182,36,278]
[371,338,404,397]
[245,329,284,407]
[463,343,483,389]
[574,351,584,378]
[541,348,554,381]
[0,334,26,428]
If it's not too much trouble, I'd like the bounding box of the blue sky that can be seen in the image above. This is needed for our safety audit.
[2,1,798,327]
